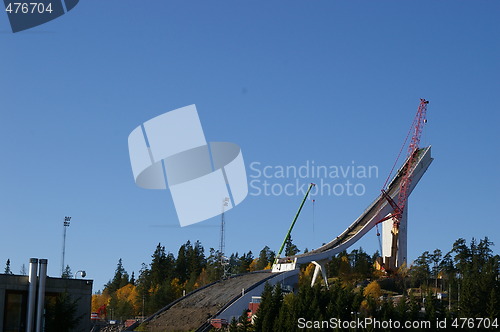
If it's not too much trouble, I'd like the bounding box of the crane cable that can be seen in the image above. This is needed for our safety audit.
[382,115,418,190]
[312,199,315,243]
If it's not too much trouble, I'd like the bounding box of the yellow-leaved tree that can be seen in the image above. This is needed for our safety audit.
[116,283,140,314]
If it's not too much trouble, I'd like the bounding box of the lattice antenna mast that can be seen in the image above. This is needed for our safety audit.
[219,197,230,278]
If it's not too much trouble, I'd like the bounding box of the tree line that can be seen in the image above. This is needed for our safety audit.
[91,238,300,320]
[92,236,498,327]
[232,237,499,331]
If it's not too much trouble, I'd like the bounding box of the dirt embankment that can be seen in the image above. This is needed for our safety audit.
[140,272,271,332]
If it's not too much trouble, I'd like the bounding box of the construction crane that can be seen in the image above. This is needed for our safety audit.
[272,183,315,271]
[376,98,429,272]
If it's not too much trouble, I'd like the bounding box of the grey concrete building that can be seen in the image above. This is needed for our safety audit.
[0,259,92,332]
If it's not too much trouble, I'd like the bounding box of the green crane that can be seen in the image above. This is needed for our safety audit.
[275,183,315,259]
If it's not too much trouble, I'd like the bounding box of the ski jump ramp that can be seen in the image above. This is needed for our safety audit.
[273,146,433,274]
[215,146,433,324]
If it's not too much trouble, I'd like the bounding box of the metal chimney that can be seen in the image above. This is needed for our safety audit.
[35,259,48,332]
[26,258,39,332]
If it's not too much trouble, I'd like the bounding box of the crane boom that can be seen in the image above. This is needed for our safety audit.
[276,183,315,258]
[377,99,429,272]
[396,99,429,218]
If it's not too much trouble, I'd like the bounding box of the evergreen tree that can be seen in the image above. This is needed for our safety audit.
[61,265,72,279]
[228,252,240,275]
[130,271,135,285]
[238,251,254,274]
[238,309,252,332]
[4,259,13,274]
[228,316,238,332]
[268,284,283,331]
[380,298,395,322]
[256,246,274,270]
[176,242,189,282]
[429,249,442,293]
[150,243,175,285]
[254,282,273,331]
[285,236,300,256]
[105,259,129,293]
[395,295,408,323]
[423,292,437,321]
[351,247,373,279]
[410,251,431,288]
[275,293,296,332]
[406,292,419,321]
[206,248,223,281]
[486,288,499,320]
[452,238,471,273]
[136,263,152,314]
[439,252,455,295]
[338,251,353,281]
[188,240,205,278]
[44,292,81,332]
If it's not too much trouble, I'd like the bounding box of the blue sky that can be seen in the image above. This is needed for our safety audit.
[0,1,499,291]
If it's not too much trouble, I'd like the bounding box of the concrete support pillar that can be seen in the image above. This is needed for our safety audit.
[311,261,329,289]
[382,204,408,270]
[26,258,38,332]
[382,215,392,259]
[398,204,408,268]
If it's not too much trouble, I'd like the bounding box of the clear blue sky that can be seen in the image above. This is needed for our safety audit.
[1,1,498,291]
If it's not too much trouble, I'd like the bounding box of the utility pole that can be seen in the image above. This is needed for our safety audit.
[61,216,71,276]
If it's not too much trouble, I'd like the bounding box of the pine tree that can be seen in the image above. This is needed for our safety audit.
[430,249,442,294]
[4,259,13,274]
[238,251,254,273]
[395,295,408,323]
[410,251,431,288]
[44,292,80,331]
[150,243,174,285]
[61,265,72,278]
[206,248,223,281]
[275,293,296,332]
[486,288,499,320]
[228,316,238,332]
[176,243,189,282]
[268,285,283,331]
[408,293,420,321]
[423,292,437,321]
[238,309,252,332]
[188,240,205,278]
[105,259,129,293]
[256,246,274,270]
[285,236,300,256]
[253,282,273,331]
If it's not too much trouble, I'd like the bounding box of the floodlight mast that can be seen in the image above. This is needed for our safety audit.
[61,216,71,276]
[276,183,315,259]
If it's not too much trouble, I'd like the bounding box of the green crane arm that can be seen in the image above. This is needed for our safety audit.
[276,183,315,258]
